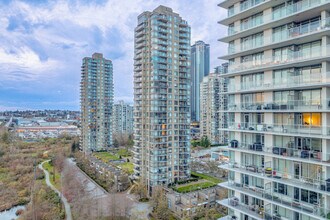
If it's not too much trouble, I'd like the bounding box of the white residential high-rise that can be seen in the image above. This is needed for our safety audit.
[200,73,226,144]
[80,53,114,152]
[217,1,330,220]
[112,100,133,135]
[133,5,191,193]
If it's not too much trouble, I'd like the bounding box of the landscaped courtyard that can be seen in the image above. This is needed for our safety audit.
[173,171,222,193]
[93,150,134,175]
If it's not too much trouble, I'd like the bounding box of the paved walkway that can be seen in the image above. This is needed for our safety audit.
[66,158,108,198]
[39,160,72,220]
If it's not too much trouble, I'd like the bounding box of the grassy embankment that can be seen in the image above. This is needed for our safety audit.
[42,160,62,190]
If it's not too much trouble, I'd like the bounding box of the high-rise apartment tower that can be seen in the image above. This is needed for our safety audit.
[80,53,114,152]
[200,73,225,144]
[217,1,330,219]
[133,5,191,193]
[112,100,134,135]
[191,41,210,122]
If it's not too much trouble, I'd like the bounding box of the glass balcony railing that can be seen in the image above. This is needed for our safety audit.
[226,99,330,111]
[221,163,330,205]
[228,46,329,73]
[221,181,330,219]
[225,121,330,136]
[227,0,330,36]
[223,162,330,193]
[227,73,330,93]
[218,197,266,219]
[228,18,330,54]
[227,0,266,18]
[226,141,330,164]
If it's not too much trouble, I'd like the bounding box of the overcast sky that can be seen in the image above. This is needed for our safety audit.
[0,0,227,110]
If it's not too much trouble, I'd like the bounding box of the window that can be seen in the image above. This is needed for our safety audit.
[242,93,264,107]
[273,91,292,105]
[273,47,293,62]
[274,183,288,195]
[241,0,265,11]
[272,3,285,20]
[301,189,319,204]
[302,113,321,127]
[241,73,264,90]
[228,5,235,16]
[273,25,288,42]
[240,13,263,31]
[228,41,235,53]
[299,89,321,106]
[241,52,263,67]
[228,23,235,35]
[273,69,290,85]
[241,32,263,50]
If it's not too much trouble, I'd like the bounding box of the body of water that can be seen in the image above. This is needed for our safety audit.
[0,205,25,220]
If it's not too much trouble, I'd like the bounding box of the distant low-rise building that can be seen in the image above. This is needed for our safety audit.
[16,123,80,139]
[166,186,225,218]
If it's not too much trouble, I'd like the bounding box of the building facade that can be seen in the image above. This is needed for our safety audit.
[217,1,330,220]
[166,186,224,219]
[191,41,210,122]
[80,53,114,152]
[200,73,226,144]
[112,100,134,135]
[133,6,191,193]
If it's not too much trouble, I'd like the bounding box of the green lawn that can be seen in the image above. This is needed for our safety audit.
[93,152,120,162]
[174,181,216,193]
[172,171,221,193]
[191,171,221,184]
[117,148,131,157]
[119,162,134,174]
[43,161,61,190]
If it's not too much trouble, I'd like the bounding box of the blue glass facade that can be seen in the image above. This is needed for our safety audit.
[190,41,210,122]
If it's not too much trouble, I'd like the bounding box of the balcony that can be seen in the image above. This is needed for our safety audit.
[226,0,330,37]
[224,122,330,137]
[225,0,266,18]
[226,18,330,57]
[135,42,145,49]
[226,141,330,165]
[227,74,330,94]
[227,46,330,74]
[220,181,330,220]
[179,27,189,33]
[217,198,265,220]
[226,99,330,112]
[220,162,330,194]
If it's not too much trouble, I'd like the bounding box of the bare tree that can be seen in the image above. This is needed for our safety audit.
[151,186,170,220]
[62,162,93,219]
[133,178,147,200]
[113,132,133,152]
